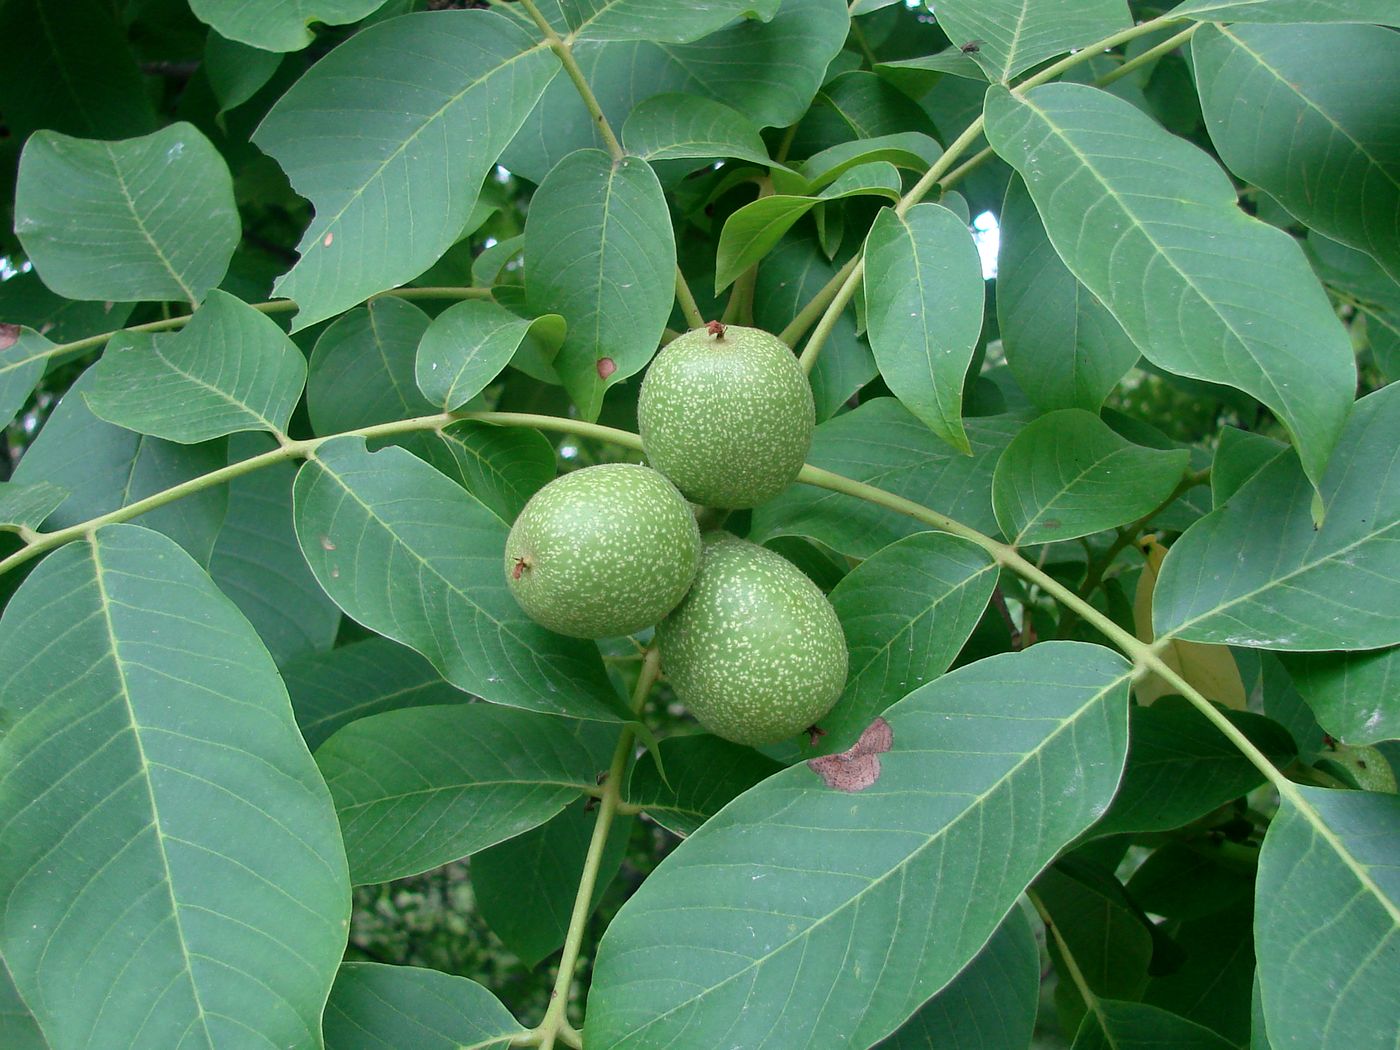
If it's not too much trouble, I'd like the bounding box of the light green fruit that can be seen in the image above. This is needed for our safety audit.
[657,534,847,746]
[505,463,701,639]
[638,323,814,508]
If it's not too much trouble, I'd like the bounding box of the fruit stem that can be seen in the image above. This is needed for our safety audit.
[532,647,660,1050]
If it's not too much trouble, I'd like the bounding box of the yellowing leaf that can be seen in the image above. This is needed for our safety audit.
[1135,538,1246,709]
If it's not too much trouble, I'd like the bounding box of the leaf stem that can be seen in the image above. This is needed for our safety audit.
[794,11,1188,373]
[1097,23,1199,88]
[533,647,661,1050]
[520,0,624,162]
[1028,889,1108,1031]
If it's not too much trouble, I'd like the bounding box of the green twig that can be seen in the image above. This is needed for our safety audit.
[1098,24,1199,87]
[674,267,705,330]
[1028,889,1106,1030]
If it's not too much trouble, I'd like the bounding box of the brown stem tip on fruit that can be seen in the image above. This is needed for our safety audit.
[706,319,726,338]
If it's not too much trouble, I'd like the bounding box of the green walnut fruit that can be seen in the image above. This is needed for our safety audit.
[505,463,701,639]
[657,533,847,746]
[638,322,814,509]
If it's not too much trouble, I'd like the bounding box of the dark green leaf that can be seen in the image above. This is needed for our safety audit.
[875,907,1039,1050]
[11,370,229,565]
[874,51,988,96]
[623,734,784,837]
[823,531,998,751]
[416,300,564,411]
[1090,698,1296,838]
[791,70,939,155]
[0,327,52,430]
[208,434,341,666]
[984,83,1356,492]
[933,0,1131,82]
[473,800,633,967]
[586,643,1131,1050]
[204,32,283,114]
[525,150,674,419]
[0,482,67,532]
[323,962,524,1050]
[751,398,1019,557]
[433,422,558,525]
[190,0,389,51]
[1070,1000,1238,1050]
[254,11,560,328]
[284,637,468,751]
[503,0,849,182]
[14,124,239,305]
[993,409,1189,545]
[864,203,985,453]
[0,957,44,1050]
[1211,427,1287,508]
[85,290,305,442]
[622,93,774,165]
[0,525,349,1049]
[308,296,436,435]
[1279,647,1400,744]
[1153,382,1400,650]
[1307,232,1400,382]
[997,176,1137,413]
[1145,904,1256,1046]
[1255,786,1400,1050]
[292,437,623,720]
[1194,23,1400,285]
[316,703,602,883]
[1127,842,1253,921]
[1169,0,1400,28]
[0,271,134,343]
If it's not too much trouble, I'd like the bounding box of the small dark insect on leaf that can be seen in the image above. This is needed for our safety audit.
[807,717,893,792]
[959,39,984,54]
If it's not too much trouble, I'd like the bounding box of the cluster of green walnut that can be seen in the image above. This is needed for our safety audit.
[503,323,849,747]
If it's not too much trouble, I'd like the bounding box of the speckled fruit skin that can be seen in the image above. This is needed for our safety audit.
[638,324,814,509]
[504,464,701,639]
[657,534,847,746]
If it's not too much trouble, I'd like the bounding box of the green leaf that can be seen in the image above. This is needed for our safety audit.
[503,0,849,182]
[997,176,1137,414]
[1070,1000,1239,1049]
[562,0,780,43]
[1194,23,1400,286]
[433,422,557,525]
[308,297,436,435]
[208,434,341,666]
[524,149,675,419]
[416,299,564,412]
[753,231,875,421]
[0,326,52,430]
[0,482,67,532]
[715,161,901,290]
[253,11,559,329]
[190,0,388,52]
[984,83,1356,492]
[1153,382,1400,651]
[0,524,349,1049]
[585,642,1131,1050]
[0,0,155,142]
[624,734,784,838]
[1307,232,1400,382]
[323,962,525,1050]
[875,907,1039,1050]
[874,51,988,96]
[11,370,229,565]
[316,703,602,883]
[1127,843,1253,922]
[473,800,633,967]
[932,0,1131,82]
[0,956,45,1050]
[783,131,943,195]
[992,409,1189,546]
[622,93,773,165]
[283,637,468,751]
[1255,786,1400,1050]
[1090,698,1297,838]
[1279,647,1400,745]
[791,71,940,156]
[14,123,240,305]
[1169,0,1400,28]
[1145,905,1256,1046]
[824,531,998,751]
[1211,427,1287,508]
[750,397,1018,557]
[204,31,283,115]
[292,437,622,721]
[864,203,985,453]
[84,290,305,442]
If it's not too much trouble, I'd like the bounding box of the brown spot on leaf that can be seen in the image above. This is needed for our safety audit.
[323,232,334,247]
[596,357,616,379]
[807,717,892,792]
[0,324,18,350]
